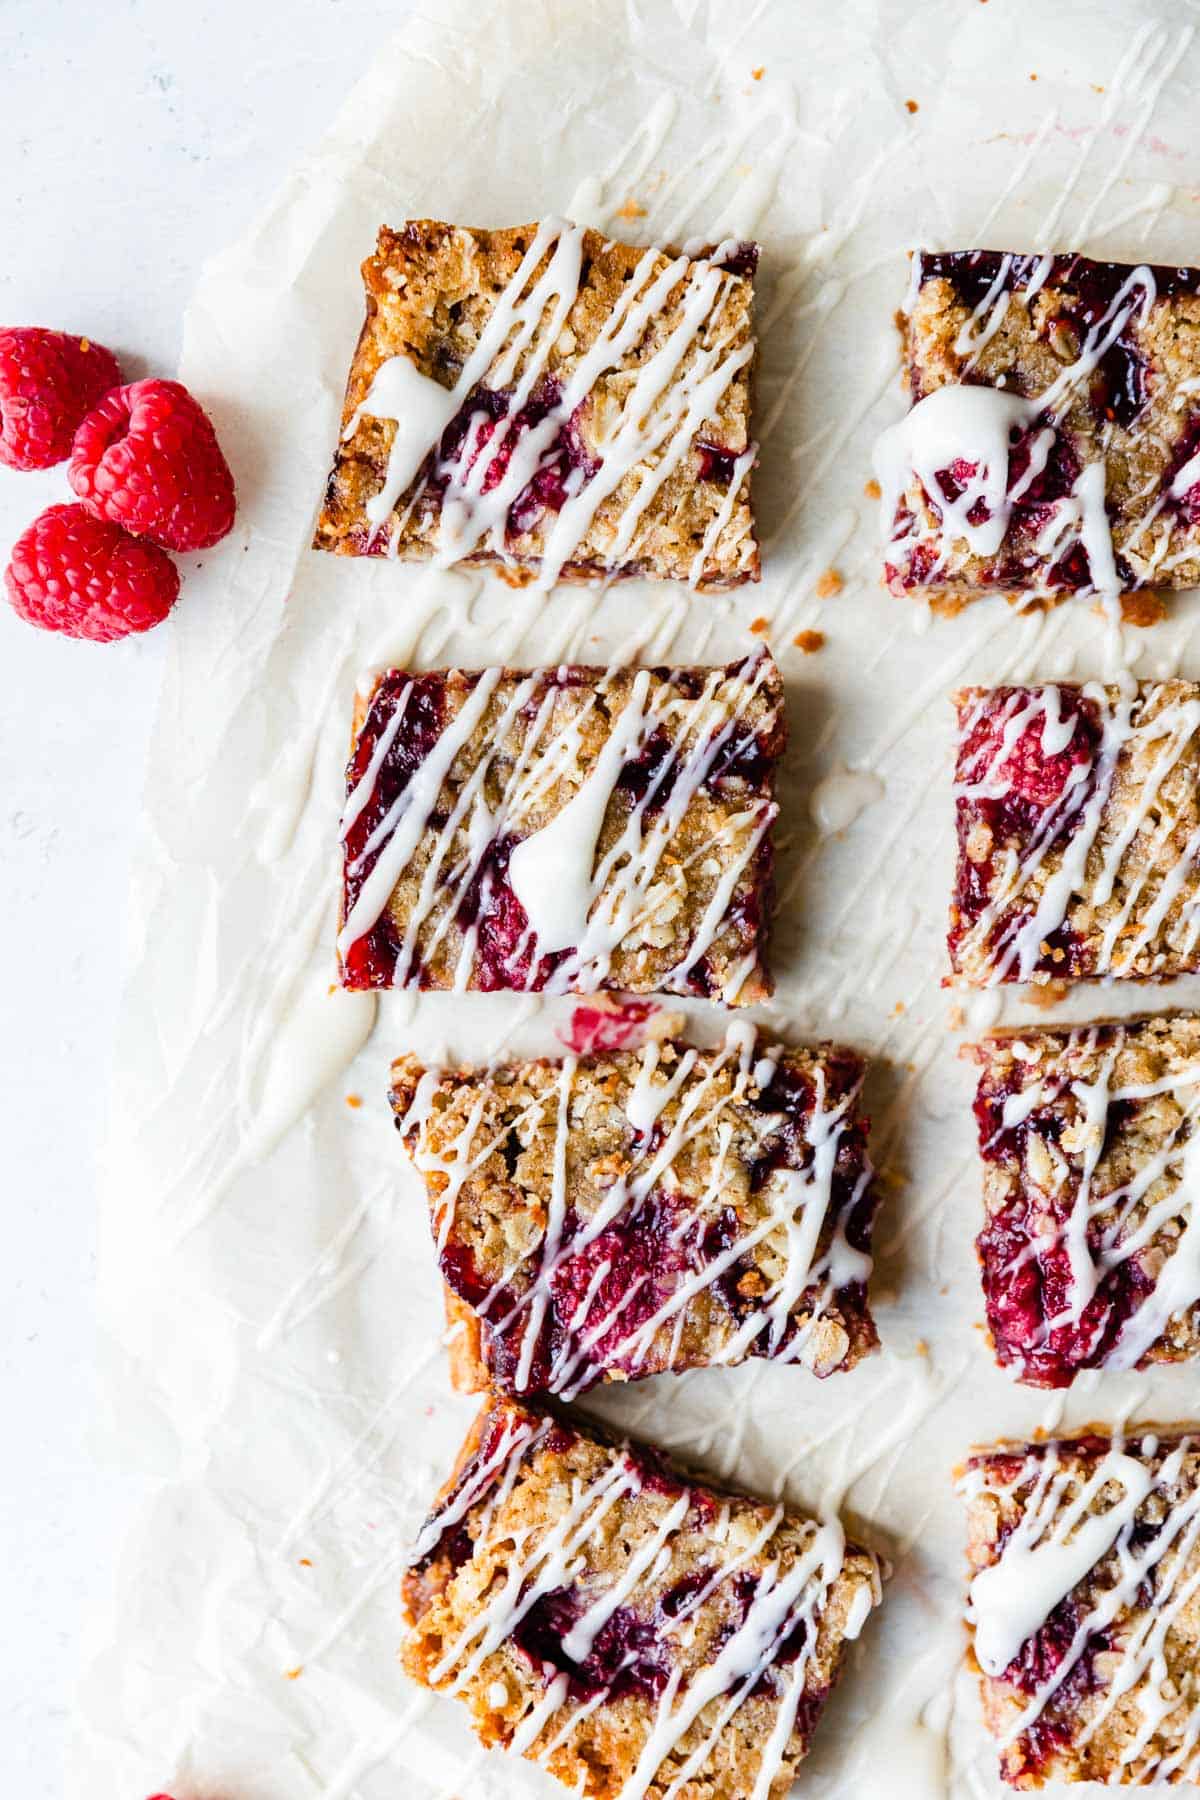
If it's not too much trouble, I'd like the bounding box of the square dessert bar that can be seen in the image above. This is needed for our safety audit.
[403,1394,882,1800]
[962,1428,1200,1787]
[969,1017,1200,1389]
[950,680,1200,987]
[877,250,1200,611]
[337,649,784,1003]
[390,1026,879,1399]
[313,219,760,591]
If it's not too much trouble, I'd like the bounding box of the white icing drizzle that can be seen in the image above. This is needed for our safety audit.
[982,1023,1200,1372]
[952,253,1014,364]
[962,1435,1200,1777]
[508,670,653,952]
[414,1409,871,1799]
[338,650,780,1003]
[955,681,1200,984]
[343,358,460,524]
[344,217,755,587]
[875,257,1160,608]
[810,763,885,835]
[400,1023,873,1398]
[338,667,504,959]
[969,1450,1152,1674]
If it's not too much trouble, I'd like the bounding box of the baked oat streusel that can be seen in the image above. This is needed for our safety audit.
[314,220,759,590]
[403,1393,882,1800]
[391,1027,879,1397]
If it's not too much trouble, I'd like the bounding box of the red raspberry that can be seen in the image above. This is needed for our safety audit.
[0,327,121,470]
[69,377,236,551]
[5,502,180,641]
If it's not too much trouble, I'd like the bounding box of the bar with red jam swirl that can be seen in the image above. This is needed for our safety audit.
[338,649,784,1004]
[968,1017,1200,1389]
[403,1393,881,1800]
[391,1023,879,1399]
[961,1428,1200,1786]
[875,250,1200,613]
[950,680,1200,988]
[314,219,759,591]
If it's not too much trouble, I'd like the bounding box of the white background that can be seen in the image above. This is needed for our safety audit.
[0,7,412,1792]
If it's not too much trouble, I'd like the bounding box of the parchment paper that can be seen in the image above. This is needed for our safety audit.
[71,1,1200,1794]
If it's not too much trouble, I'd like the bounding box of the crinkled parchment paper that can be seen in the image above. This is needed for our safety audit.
[71,1,1200,1794]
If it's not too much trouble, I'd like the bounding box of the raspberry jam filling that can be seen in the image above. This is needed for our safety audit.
[1003,1598,1112,1776]
[430,378,597,541]
[951,688,1100,969]
[341,672,447,987]
[1089,339,1148,431]
[915,427,1095,586]
[512,1585,672,1702]
[454,834,563,993]
[957,685,1099,807]
[1164,414,1200,523]
[976,1194,1153,1386]
[715,240,760,279]
[706,725,777,789]
[461,1193,742,1394]
[616,726,685,808]
[922,249,1200,316]
[695,440,740,486]
[748,1056,876,1267]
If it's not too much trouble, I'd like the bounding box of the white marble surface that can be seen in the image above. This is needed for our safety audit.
[0,6,411,1793]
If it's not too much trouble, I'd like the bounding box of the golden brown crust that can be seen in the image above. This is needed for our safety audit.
[443,1286,488,1394]
[314,221,759,590]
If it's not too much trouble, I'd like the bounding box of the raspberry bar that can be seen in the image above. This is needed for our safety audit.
[391,1026,878,1399]
[876,250,1200,611]
[403,1394,882,1800]
[951,681,1200,987]
[961,1428,1200,1787]
[970,1018,1200,1388]
[314,219,759,591]
[338,649,783,1003]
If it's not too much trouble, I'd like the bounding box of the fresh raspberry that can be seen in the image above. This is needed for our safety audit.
[69,377,236,551]
[0,327,121,470]
[5,502,180,641]
[558,1000,656,1055]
